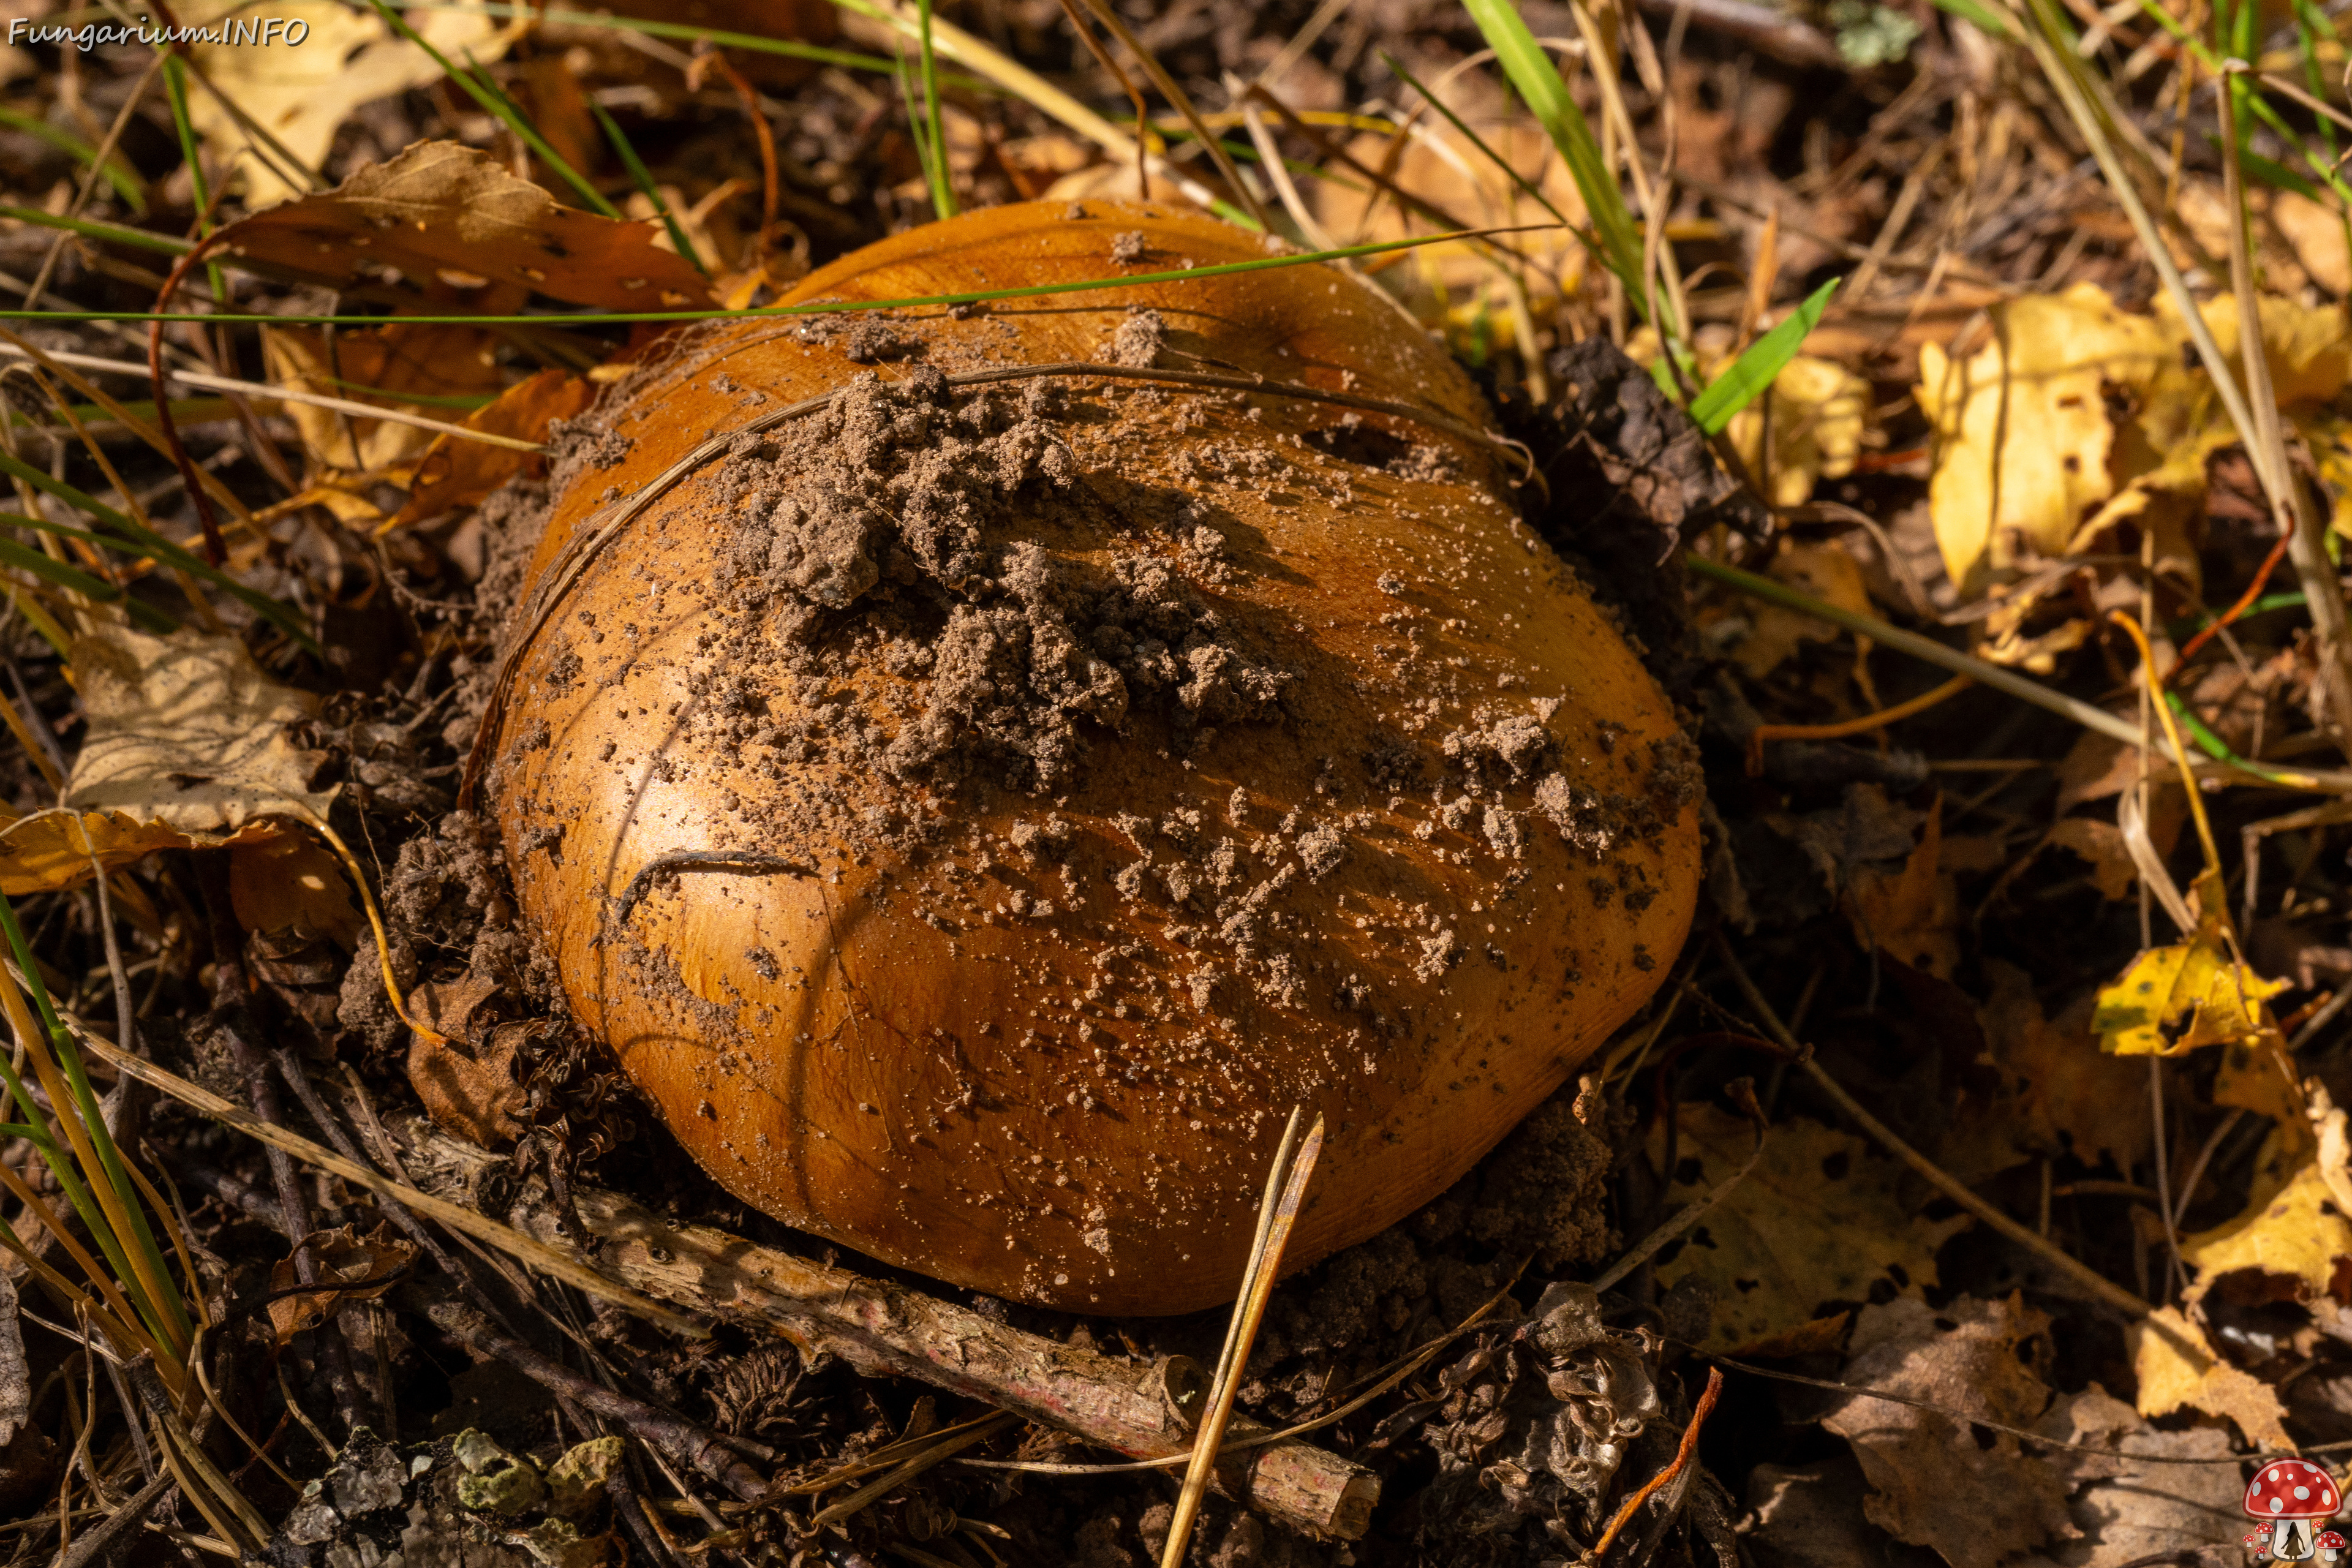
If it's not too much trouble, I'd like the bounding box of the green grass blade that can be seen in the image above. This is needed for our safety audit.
[1929,0,2015,36]
[161,56,232,307]
[0,224,1546,330]
[0,1046,137,1314]
[0,891,189,1351]
[0,204,188,255]
[2214,137,2323,202]
[320,381,498,411]
[0,538,179,633]
[1689,276,1840,434]
[916,0,955,217]
[589,102,706,274]
[162,58,208,232]
[1458,0,1648,318]
[6,398,236,432]
[0,105,146,215]
[0,453,315,650]
[890,43,943,222]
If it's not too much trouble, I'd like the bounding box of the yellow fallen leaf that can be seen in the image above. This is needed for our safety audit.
[1917,284,2171,595]
[2215,1035,2307,1127]
[1722,353,1871,510]
[2178,290,2352,410]
[1651,1104,1970,1351]
[2132,1305,2290,1449]
[1920,282,2350,607]
[2092,915,2288,1058]
[2299,412,2352,540]
[2182,1155,2352,1304]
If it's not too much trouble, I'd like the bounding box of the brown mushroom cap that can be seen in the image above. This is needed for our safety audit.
[489,198,1702,1314]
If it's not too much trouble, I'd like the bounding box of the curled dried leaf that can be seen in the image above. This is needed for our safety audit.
[214,141,713,312]
[267,1223,417,1344]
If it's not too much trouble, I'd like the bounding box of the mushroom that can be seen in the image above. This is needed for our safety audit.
[2245,1458,2342,1560]
[2321,1532,2346,1564]
[2251,1534,2274,1562]
[488,198,1702,1313]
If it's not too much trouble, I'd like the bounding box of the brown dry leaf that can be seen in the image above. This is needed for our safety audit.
[266,1222,417,1344]
[2039,1385,2245,1568]
[1946,962,2151,1181]
[1651,1104,1969,1351]
[2272,189,2352,296]
[391,368,596,529]
[407,975,529,1148]
[214,141,712,312]
[0,629,336,894]
[2043,820,2134,902]
[1844,796,1956,977]
[0,1273,24,1450]
[228,834,362,951]
[1746,1455,1884,1568]
[261,322,507,478]
[2132,1305,2290,1448]
[183,3,518,206]
[1728,541,1875,679]
[1822,1294,2078,1568]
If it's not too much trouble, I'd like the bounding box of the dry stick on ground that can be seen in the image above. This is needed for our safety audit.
[408,1289,767,1502]
[388,1112,1380,1540]
[75,1013,1377,1537]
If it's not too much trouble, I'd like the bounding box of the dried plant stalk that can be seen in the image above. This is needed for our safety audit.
[390,1115,1379,1540]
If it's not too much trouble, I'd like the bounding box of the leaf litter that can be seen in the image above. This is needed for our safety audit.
[20,2,2352,1566]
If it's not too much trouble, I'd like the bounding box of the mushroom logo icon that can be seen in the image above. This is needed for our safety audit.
[2245,1460,2342,1559]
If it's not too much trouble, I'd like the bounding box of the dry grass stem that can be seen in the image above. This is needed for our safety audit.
[1158,1109,1326,1568]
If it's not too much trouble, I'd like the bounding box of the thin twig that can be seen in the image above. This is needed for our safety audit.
[415,1290,765,1501]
